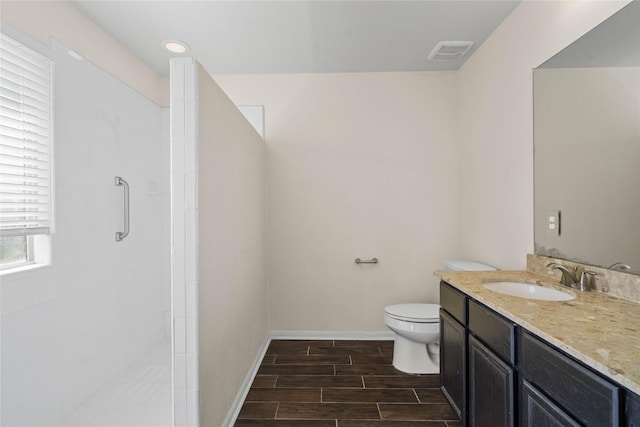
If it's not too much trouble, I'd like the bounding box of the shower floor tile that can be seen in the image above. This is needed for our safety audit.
[59,338,172,427]
[234,339,460,426]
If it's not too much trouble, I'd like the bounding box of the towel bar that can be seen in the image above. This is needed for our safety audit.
[355,258,378,264]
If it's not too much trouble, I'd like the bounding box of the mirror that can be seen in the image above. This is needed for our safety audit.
[534,1,640,275]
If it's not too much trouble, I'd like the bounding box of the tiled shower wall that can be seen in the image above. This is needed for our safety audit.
[0,31,168,426]
[170,58,200,427]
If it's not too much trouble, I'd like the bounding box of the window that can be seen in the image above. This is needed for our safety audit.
[0,33,53,271]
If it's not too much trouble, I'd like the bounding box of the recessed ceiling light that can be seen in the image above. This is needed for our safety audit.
[162,40,190,54]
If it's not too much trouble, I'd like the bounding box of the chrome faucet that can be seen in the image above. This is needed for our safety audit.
[546,263,596,291]
[546,263,579,288]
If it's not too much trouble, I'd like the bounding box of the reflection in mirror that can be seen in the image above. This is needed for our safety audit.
[534,1,640,275]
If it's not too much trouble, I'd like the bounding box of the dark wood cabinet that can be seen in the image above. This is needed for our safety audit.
[521,379,580,427]
[440,280,467,324]
[468,299,515,364]
[440,309,466,422]
[440,281,468,423]
[626,390,640,426]
[439,280,638,427]
[468,335,514,427]
[520,331,620,426]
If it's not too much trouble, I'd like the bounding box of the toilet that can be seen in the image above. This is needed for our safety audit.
[383,260,496,374]
[383,303,441,374]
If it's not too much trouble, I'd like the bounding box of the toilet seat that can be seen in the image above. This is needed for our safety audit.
[384,303,440,323]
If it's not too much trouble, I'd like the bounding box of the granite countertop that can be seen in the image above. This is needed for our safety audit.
[435,269,640,395]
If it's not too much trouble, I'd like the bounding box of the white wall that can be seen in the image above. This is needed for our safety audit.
[198,66,268,427]
[456,0,630,270]
[215,72,459,331]
[0,36,168,425]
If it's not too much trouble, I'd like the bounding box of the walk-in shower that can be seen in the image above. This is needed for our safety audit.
[1,29,172,426]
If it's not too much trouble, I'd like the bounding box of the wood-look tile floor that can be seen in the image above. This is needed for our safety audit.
[235,340,462,426]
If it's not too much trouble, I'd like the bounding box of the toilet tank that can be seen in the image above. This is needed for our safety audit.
[444,260,496,272]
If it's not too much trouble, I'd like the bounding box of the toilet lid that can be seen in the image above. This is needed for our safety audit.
[384,303,440,322]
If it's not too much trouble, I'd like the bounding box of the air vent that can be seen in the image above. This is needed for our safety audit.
[428,41,474,61]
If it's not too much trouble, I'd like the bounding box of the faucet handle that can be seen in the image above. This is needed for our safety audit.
[546,263,578,287]
[608,262,631,271]
[579,270,597,291]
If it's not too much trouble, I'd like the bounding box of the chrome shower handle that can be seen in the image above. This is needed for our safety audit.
[115,176,130,242]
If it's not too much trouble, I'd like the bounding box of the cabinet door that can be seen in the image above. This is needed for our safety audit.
[469,335,514,427]
[626,390,640,427]
[521,380,580,427]
[440,309,466,422]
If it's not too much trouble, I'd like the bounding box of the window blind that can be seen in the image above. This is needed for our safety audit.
[0,33,52,237]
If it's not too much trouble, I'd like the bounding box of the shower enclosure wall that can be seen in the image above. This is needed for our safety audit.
[0,29,171,426]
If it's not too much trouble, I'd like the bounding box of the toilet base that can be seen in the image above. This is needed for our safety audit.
[392,335,440,374]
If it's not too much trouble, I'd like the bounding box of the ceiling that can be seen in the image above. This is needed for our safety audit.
[540,0,640,68]
[71,1,520,77]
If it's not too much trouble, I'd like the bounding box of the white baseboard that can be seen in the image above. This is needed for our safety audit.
[223,330,394,426]
[268,330,394,340]
[222,334,271,427]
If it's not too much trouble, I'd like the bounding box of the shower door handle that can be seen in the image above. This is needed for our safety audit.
[115,176,130,242]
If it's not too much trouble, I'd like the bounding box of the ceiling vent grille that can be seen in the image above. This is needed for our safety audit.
[428,41,474,61]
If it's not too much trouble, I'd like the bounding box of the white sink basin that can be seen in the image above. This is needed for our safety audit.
[483,281,575,301]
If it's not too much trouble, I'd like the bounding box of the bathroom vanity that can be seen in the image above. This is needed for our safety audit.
[438,271,640,427]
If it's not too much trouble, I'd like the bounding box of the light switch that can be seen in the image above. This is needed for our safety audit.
[546,210,561,236]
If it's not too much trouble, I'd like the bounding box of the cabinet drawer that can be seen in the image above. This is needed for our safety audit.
[440,281,467,324]
[468,299,515,364]
[520,331,620,426]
